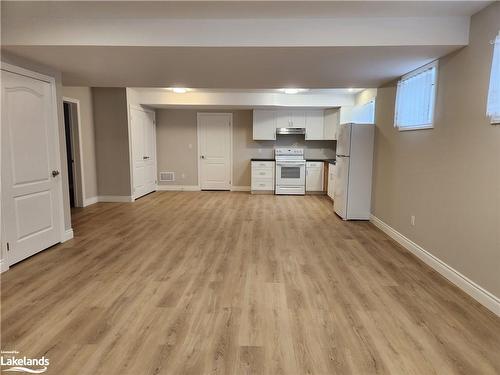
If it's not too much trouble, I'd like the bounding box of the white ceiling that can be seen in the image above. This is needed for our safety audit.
[1,1,491,88]
[2,1,490,19]
[127,87,359,109]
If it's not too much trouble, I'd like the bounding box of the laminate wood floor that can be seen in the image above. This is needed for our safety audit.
[1,192,499,375]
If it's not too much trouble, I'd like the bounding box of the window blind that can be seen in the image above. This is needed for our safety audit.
[487,34,500,123]
[352,100,375,124]
[395,63,437,130]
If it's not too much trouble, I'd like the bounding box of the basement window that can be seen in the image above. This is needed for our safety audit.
[487,33,500,125]
[394,61,438,131]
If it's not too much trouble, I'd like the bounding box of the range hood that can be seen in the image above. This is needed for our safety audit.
[276,127,306,135]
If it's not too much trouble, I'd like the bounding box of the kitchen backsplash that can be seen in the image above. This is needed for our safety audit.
[253,135,336,159]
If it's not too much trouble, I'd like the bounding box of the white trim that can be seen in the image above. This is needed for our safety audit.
[62,97,86,207]
[1,62,55,84]
[397,124,434,132]
[82,196,135,205]
[230,186,251,192]
[394,60,438,131]
[197,113,233,191]
[98,195,134,203]
[61,229,74,242]
[0,259,8,273]
[156,185,201,191]
[370,214,500,317]
[83,196,99,206]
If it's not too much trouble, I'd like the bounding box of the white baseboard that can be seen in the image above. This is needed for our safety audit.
[156,185,201,191]
[61,228,74,242]
[98,195,134,203]
[231,186,251,192]
[0,259,8,273]
[83,196,98,207]
[370,214,500,317]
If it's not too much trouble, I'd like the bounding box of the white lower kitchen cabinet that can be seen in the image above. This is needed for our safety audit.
[305,161,324,192]
[251,161,275,193]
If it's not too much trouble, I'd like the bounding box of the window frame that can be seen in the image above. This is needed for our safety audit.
[394,60,439,131]
[487,32,500,125]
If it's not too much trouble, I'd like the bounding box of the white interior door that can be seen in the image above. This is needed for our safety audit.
[1,70,62,266]
[143,111,156,193]
[198,113,232,190]
[130,107,156,199]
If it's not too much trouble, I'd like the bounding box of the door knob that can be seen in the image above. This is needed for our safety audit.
[143,156,150,160]
[201,155,205,159]
[52,170,60,177]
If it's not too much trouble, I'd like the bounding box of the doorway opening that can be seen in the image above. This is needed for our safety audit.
[63,98,85,207]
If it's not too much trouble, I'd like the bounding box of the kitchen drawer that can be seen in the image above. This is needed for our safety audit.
[251,161,275,169]
[306,161,323,168]
[251,168,274,179]
[251,178,274,191]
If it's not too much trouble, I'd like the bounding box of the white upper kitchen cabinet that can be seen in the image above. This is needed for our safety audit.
[276,109,306,128]
[305,110,324,140]
[324,109,339,140]
[290,110,306,128]
[275,110,290,128]
[253,109,276,140]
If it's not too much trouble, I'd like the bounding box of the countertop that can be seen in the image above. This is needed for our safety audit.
[306,158,336,164]
[251,158,336,164]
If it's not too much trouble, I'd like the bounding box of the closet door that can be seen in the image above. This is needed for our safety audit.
[130,107,156,199]
[1,70,63,265]
[143,110,157,194]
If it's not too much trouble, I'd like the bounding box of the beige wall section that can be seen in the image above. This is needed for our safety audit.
[156,109,199,186]
[156,109,336,187]
[1,52,72,231]
[355,88,377,106]
[92,88,132,197]
[372,2,500,297]
[62,87,98,200]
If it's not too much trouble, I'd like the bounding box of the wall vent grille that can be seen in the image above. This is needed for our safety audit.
[160,172,175,182]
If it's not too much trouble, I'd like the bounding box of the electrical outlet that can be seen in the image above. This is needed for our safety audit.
[410,215,416,226]
[188,143,193,149]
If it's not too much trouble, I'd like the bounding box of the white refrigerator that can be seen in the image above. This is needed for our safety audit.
[334,123,375,220]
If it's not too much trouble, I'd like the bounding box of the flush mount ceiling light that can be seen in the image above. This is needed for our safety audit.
[170,87,189,93]
[280,88,308,94]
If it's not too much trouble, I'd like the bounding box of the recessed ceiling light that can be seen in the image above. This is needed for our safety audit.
[280,88,307,94]
[171,87,189,93]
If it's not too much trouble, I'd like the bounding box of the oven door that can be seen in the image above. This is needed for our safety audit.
[276,162,305,186]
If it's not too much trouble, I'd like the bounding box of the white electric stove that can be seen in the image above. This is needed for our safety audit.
[275,148,306,195]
